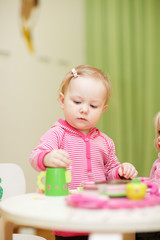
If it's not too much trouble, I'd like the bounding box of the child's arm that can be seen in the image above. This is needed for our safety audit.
[150,158,160,179]
[103,135,138,179]
[118,163,138,179]
[29,127,70,171]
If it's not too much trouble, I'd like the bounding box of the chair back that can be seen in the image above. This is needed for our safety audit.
[0,163,47,240]
[0,163,26,200]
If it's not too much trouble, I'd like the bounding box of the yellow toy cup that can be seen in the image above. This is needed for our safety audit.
[37,168,71,196]
[126,179,159,200]
[126,181,147,200]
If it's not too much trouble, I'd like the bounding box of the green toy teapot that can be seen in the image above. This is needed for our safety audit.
[37,168,71,196]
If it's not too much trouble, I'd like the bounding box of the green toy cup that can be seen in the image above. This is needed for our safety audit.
[37,168,71,196]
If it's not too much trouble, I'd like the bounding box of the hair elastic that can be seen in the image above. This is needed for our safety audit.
[72,68,78,78]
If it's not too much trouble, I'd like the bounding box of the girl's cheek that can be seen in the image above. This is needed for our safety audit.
[155,139,160,151]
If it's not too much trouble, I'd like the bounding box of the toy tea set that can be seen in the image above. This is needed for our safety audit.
[66,179,160,209]
[37,169,160,209]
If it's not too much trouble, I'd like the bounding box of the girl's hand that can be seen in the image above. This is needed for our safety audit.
[118,163,138,179]
[43,149,71,168]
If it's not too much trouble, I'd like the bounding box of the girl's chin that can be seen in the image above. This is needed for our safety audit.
[75,127,91,135]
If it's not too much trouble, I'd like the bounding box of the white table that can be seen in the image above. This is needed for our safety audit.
[1,193,160,240]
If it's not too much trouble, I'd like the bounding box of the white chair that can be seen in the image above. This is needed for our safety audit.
[88,233,122,240]
[13,235,46,240]
[0,163,46,240]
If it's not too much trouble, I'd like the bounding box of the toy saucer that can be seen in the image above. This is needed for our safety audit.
[65,193,160,209]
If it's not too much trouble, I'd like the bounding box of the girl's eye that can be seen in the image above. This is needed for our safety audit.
[158,130,160,135]
[74,101,81,104]
[90,104,97,108]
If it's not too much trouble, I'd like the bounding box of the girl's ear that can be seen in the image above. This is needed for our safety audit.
[59,92,65,109]
[102,105,108,114]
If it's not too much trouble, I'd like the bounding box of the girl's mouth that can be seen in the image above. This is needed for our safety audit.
[78,117,87,121]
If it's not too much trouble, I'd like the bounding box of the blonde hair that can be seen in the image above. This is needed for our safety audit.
[60,65,111,104]
[155,112,160,131]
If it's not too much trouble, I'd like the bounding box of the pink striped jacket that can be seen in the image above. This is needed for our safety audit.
[149,153,160,186]
[29,119,121,190]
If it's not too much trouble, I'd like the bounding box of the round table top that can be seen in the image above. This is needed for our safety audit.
[1,193,160,233]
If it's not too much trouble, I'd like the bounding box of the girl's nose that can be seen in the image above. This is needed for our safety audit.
[80,104,89,114]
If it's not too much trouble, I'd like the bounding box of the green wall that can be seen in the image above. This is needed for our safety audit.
[85,0,160,177]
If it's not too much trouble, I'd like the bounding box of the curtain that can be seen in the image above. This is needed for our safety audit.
[85,0,160,176]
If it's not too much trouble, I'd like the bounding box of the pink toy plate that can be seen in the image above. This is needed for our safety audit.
[66,192,160,209]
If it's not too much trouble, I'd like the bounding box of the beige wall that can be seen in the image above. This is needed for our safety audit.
[0,0,85,192]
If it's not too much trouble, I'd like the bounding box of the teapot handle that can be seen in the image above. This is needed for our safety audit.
[65,170,71,183]
[145,182,159,195]
[37,171,46,191]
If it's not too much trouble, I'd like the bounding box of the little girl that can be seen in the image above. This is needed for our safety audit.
[149,112,160,185]
[29,65,138,240]
[140,112,160,186]
[136,112,160,240]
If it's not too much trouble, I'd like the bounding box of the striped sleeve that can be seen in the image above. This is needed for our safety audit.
[101,133,121,180]
[29,126,65,171]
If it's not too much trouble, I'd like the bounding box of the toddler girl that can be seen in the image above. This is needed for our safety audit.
[136,112,160,240]
[29,65,138,240]
[149,112,160,185]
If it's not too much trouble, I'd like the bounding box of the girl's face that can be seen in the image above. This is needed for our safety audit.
[59,76,108,135]
[155,123,160,152]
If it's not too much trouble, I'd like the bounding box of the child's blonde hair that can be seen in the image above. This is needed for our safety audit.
[154,112,160,131]
[60,65,111,104]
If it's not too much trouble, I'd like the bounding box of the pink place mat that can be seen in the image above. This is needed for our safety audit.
[65,193,160,209]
